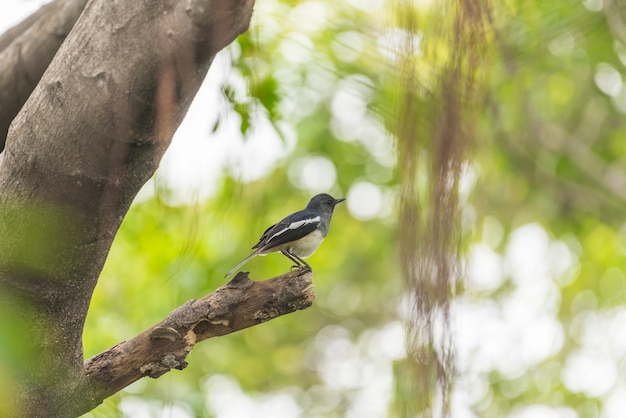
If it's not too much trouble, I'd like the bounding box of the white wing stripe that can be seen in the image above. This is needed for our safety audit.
[268,216,320,243]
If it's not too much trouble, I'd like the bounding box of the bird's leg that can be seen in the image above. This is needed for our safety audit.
[290,252,311,273]
[281,250,303,270]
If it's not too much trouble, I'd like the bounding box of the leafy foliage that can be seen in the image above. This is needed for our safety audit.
[82,0,626,417]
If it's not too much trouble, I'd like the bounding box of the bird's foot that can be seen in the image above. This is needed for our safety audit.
[289,265,311,274]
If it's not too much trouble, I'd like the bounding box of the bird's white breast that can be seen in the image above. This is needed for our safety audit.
[289,229,325,257]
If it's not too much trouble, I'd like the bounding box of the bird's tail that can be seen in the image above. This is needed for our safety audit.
[224,248,263,279]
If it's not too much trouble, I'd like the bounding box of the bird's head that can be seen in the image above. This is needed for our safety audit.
[307,193,346,214]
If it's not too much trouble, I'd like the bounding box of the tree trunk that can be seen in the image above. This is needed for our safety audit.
[0,0,265,416]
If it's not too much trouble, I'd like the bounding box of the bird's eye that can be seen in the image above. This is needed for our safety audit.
[327,199,333,205]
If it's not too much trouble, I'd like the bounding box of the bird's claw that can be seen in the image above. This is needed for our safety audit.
[289,264,312,274]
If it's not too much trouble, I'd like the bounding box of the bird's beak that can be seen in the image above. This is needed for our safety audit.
[335,198,346,204]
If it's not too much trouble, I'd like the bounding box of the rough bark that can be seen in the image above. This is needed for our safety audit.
[0,0,255,416]
[78,270,315,416]
[0,0,90,151]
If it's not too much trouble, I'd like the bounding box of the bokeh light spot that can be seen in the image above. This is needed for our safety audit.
[288,156,337,193]
[595,63,622,97]
[346,182,383,220]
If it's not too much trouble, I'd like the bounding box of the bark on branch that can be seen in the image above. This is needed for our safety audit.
[79,270,315,416]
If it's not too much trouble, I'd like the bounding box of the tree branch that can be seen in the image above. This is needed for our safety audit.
[78,270,315,416]
[0,0,89,151]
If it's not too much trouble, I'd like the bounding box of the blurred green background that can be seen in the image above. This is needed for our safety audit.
[74,0,626,417]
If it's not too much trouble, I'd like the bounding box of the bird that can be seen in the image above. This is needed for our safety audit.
[224,193,345,278]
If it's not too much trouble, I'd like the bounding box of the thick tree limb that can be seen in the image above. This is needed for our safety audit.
[76,270,315,416]
[0,0,89,151]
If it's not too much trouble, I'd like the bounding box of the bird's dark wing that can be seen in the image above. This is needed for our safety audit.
[252,209,321,251]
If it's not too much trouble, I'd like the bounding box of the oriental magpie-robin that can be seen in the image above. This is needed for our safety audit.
[224,193,345,278]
